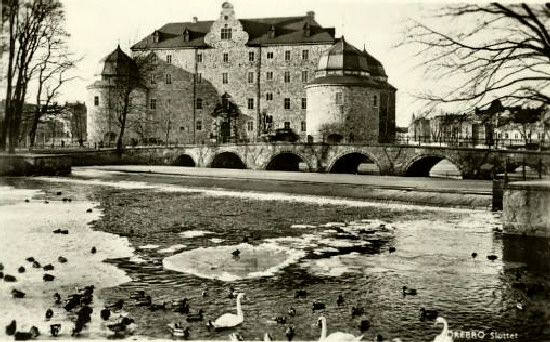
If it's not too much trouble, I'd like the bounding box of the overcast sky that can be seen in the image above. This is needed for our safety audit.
[61,0,437,126]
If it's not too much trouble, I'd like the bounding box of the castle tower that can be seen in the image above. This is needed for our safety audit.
[305,37,396,143]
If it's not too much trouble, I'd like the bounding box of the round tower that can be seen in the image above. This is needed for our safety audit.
[305,38,396,143]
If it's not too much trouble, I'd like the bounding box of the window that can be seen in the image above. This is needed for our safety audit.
[505,133,509,139]
[248,98,254,110]
[165,73,171,84]
[196,73,202,83]
[222,73,228,84]
[284,71,290,83]
[196,121,202,131]
[266,71,273,81]
[197,54,202,63]
[373,95,378,107]
[180,126,185,131]
[248,72,254,84]
[266,92,273,101]
[284,121,290,129]
[221,28,232,40]
[196,98,202,109]
[94,96,99,106]
[336,91,343,104]
[301,71,308,83]
[249,51,254,62]
[515,133,519,139]
[302,49,309,60]
[301,98,307,109]
[247,121,254,131]
[266,51,273,59]
[150,98,157,110]
[285,50,291,61]
[151,74,156,85]
[284,98,290,110]
[223,53,229,63]
[166,55,172,63]
[301,121,306,132]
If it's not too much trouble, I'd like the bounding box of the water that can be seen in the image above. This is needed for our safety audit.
[0,169,549,341]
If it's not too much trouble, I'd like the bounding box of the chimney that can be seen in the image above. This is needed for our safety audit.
[306,11,315,18]
[193,16,198,23]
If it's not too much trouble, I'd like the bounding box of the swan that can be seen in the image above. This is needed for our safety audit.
[317,317,363,342]
[209,293,245,329]
[433,317,453,342]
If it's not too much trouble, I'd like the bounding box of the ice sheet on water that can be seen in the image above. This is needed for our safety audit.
[138,244,160,250]
[210,238,224,244]
[163,242,305,281]
[158,244,187,254]
[0,186,41,206]
[179,230,213,239]
[0,187,135,338]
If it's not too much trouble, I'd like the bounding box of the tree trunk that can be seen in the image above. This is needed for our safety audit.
[29,115,39,149]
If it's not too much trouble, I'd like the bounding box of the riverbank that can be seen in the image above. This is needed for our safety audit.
[78,166,492,209]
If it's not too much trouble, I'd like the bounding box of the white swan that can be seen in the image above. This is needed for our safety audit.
[433,317,453,342]
[209,293,245,329]
[318,317,363,342]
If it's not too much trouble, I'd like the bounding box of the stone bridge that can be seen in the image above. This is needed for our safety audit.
[69,142,550,179]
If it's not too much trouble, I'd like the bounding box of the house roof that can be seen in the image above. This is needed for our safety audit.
[131,15,336,50]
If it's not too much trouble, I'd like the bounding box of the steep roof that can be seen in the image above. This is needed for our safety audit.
[131,15,335,50]
[317,37,369,72]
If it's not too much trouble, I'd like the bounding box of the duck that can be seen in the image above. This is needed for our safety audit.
[285,325,295,341]
[86,208,93,213]
[487,255,498,261]
[106,299,124,311]
[4,274,17,282]
[53,293,61,305]
[168,323,189,338]
[45,308,54,320]
[186,309,204,322]
[43,264,54,271]
[136,295,152,306]
[358,320,370,332]
[49,324,61,337]
[402,286,417,295]
[32,261,41,268]
[264,333,273,341]
[173,298,189,313]
[471,252,477,259]
[6,320,16,335]
[232,249,241,257]
[11,288,25,298]
[100,307,111,321]
[389,247,396,254]
[14,326,39,341]
[91,247,97,254]
[208,292,245,329]
[312,301,326,311]
[43,274,55,282]
[0,271,3,279]
[78,285,95,296]
[295,290,307,298]
[351,307,364,318]
[229,332,244,341]
[337,295,344,307]
[77,305,93,323]
[58,256,68,263]
[130,290,146,300]
[288,307,297,316]
[433,317,453,342]
[420,308,438,320]
[273,316,287,324]
[26,257,35,262]
[0,262,3,270]
[18,266,25,273]
[24,199,30,203]
[107,317,135,336]
[71,319,84,336]
[317,317,363,342]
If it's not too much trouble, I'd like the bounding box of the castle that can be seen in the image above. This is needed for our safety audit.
[87,2,395,146]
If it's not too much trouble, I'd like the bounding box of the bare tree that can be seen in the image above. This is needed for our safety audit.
[2,0,68,153]
[402,3,550,112]
[67,101,86,147]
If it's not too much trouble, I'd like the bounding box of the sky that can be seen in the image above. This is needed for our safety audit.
[60,0,436,126]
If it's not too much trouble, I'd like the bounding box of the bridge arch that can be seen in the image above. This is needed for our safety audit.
[327,150,381,174]
[210,151,246,169]
[173,153,196,167]
[403,153,462,177]
[263,151,313,172]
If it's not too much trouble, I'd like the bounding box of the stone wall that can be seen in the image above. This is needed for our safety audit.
[305,84,381,142]
[503,180,550,237]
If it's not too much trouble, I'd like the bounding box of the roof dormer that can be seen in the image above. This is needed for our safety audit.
[152,30,161,43]
[303,22,311,37]
[268,25,276,38]
[183,28,190,42]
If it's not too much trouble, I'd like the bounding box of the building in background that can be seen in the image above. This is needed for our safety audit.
[87,2,395,146]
